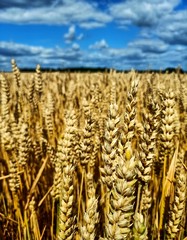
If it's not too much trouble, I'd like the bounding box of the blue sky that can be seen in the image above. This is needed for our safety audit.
[0,0,187,71]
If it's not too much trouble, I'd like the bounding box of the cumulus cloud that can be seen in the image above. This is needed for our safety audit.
[108,0,180,27]
[156,11,187,45]
[107,47,145,61]
[1,39,186,71]
[0,41,82,70]
[0,0,54,9]
[0,0,112,27]
[89,39,109,49]
[82,46,147,70]
[128,39,169,53]
[77,33,84,41]
[72,43,80,51]
[107,0,187,52]
[79,21,106,29]
[64,25,84,44]
[64,25,76,43]
[0,41,43,57]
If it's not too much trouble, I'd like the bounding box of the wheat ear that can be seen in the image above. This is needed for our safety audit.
[57,165,76,240]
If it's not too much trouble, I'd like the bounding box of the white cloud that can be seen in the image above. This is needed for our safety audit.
[79,21,106,29]
[64,25,76,43]
[0,41,43,57]
[128,39,169,53]
[155,10,187,45]
[89,39,109,49]
[0,0,54,9]
[0,41,83,70]
[109,0,180,27]
[107,47,145,61]
[64,25,84,44]
[0,1,112,28]
[77,33,84,40]
[1,39,187,71]
[72,43,80,51]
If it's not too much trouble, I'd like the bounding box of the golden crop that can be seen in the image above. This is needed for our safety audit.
[0,60,186,239]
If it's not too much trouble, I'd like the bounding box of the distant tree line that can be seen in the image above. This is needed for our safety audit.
[17,66,186,73]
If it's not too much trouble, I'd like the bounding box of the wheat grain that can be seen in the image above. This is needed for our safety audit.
[57,165,76,240]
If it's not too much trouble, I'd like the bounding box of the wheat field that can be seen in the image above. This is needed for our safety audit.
[0,60,187,239]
